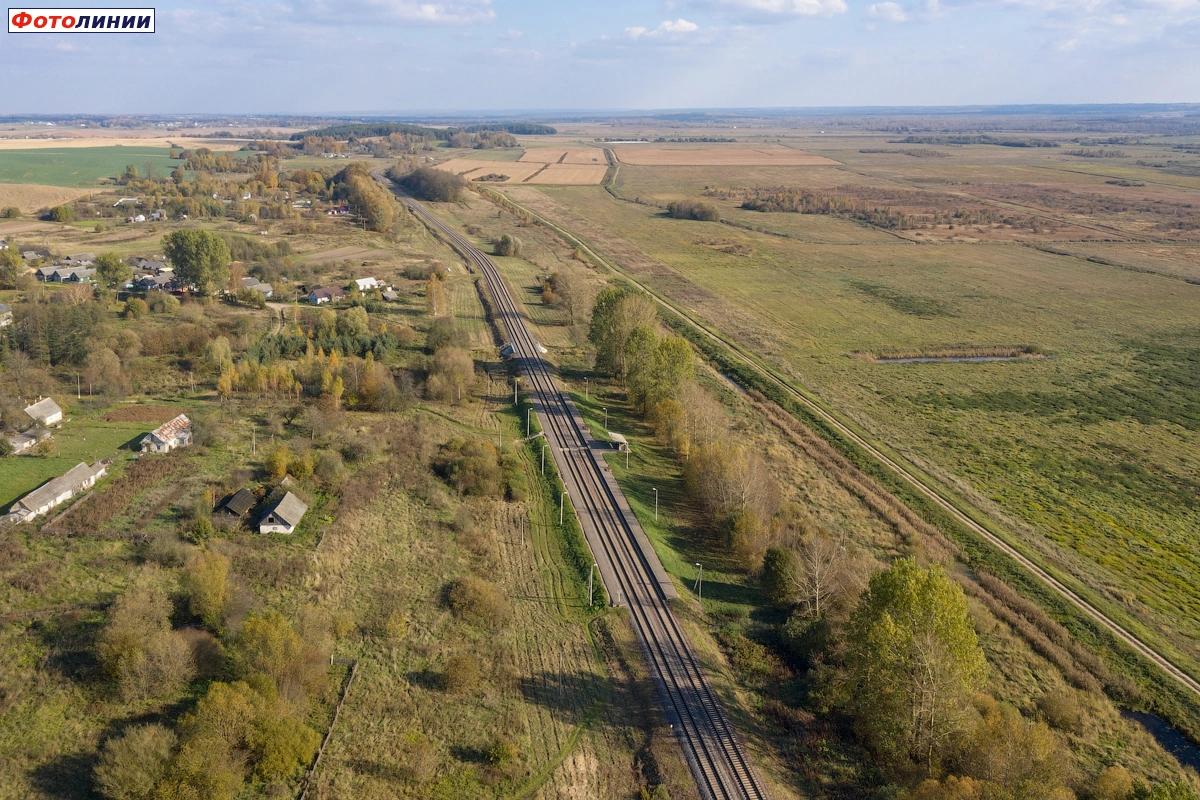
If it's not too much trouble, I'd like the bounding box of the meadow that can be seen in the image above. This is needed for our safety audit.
[0,146,182,187]
[496,148,1200,686]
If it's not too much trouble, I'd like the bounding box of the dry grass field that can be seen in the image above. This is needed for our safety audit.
[611,144,839,166]
[498,175,1200,686]
[0,184,94,212]
[519,148,607,165]
[526,164,608,185]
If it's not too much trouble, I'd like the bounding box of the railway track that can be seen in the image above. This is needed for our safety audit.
[400,194,769,800]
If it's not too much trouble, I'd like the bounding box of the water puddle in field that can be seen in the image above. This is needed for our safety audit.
[875,355,1032,364]
[1122,710,1200,770]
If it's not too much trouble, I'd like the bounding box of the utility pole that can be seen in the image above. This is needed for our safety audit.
[653,487,658,521]
[603,406,608,430]
[694,563,703,602]
[525,407,531,437]
[588,562,597,606]
[584,377,589,401]
[625,447,630,470]
[540,442,546,475]
[252,428,256,455]
[559,487,564,525]
[76,373,80,399]
[513,376,518,405]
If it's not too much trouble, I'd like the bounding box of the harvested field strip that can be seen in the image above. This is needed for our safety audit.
[44,455,188,535]
[524,162,552,183]
[611,144,839,167]
[525,165,608,185]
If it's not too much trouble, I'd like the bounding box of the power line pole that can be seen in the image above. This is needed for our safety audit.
[653,487,658,522]
[525,407,531,437]
[603,406,608,430]
[559,484,565,525]
[588,562,597,606]
[694,563,703,602]
[540,442,546,475]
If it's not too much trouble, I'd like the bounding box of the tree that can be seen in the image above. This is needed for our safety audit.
[0,248,22,288]
[495,234,522,257]
[588,287,657,377]
[842,558,987,773]
[235,610,329,703]
[97,574,195,701]
[0,206,20,218]
[427,346,474,404]
[123,298,148,319]
[47,204,74,222]
[666,199,719,221]
[761,548,799,607]
[95,253,132,289]
[336,305,369,337]
[958,699,1070,799]
[83,346,129,396]
[93,724,176,800]
[183,549,233,631]
[395,166,467,202]
[624,330,693,414]
[163,229,231,295]
[547,269,593,328]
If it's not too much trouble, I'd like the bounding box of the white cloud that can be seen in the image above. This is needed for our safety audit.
[869,1,910,19]
[286,0,494,25]
[714,0,848,16]
[625,18,701,38]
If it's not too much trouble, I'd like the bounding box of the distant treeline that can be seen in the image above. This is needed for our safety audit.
[1066,149,1127,158]
[654,136,736,143]
[293,121,555,141]
[891,135,1060,148]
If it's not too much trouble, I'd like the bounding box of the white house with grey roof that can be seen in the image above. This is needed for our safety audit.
[5,461,107,523]
[258,491,307,534]
[24,397,63,427]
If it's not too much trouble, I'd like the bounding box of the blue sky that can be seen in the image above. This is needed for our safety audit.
[1,0,1197,112]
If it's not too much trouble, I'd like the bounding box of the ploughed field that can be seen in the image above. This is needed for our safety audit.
[496,134,1200,679]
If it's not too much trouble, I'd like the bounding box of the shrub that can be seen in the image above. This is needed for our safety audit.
[0,206,20,218]
[183,549,233,631]
[93,724,176,800]
[435,438,504,497]
[1038,687,1085,733]
[97,575,195,701]
[495,234,522,257]
[1093,766,1135,800]
[315,450,347,487]
[442,652,482,693]
[666,199,719,221]
[124,298,148,319]
[444,576,509,626]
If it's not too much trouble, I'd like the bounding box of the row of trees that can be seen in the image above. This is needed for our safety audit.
[392,166,467,203]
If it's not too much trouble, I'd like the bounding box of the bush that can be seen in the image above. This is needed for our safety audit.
[315,450,347,487]
[183,549,233,631]
[495,234,522,257]
[666,199,719,221]
[444,576,509,626]
[145,291,179,314]
[435,438,504,497]
[442,652,482,693]
[46,204,74,222]
[124,298,149,319]
[93,724,176,800]
[1038,687,1085,733]
[0,206,20,218]
[97,575,195,701]
[1093,766,1135,800]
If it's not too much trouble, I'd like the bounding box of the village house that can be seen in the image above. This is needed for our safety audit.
[52,267,95,283]
[139,413,192,453]
[353,277,381,292]
[134,273,174,291]
[34,265,56,281]
[0,303,11,328]
[215,488,256,522]
[22,250,41,262]
[24,397,63,427]
[307,286,346,305]
[5,461,108,524]
[258,491,307,534]
[5,427,51,455]
[62,253,95,267]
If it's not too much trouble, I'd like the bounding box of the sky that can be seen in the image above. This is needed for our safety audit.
[1,0,1197,113]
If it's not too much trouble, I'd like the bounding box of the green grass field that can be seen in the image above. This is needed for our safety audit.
[0,410,149,510]
[0,146,182,187]
[500,174,1200,684]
